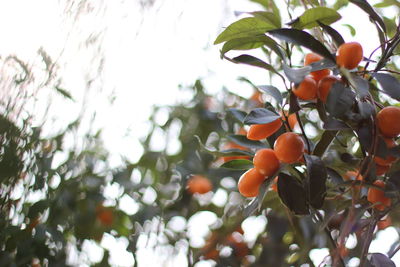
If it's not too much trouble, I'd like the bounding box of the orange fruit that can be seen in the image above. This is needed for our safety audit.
[253,148,280,176]
[376,163,391,176]
[317,75,341,103]
[96,205,114,226]
[247,118,283,140]
[221,142,251,162]
[377,106,400,138]
[238,168,266,197]
[187,175,213,194]
[374,138,396,166]
[274,132,305,164]
[367,180,391,211]
[293,76,318,100]
[377,216,392,230]
[336,42,363,69]
[304,53,331,81]
[281,111,298,130]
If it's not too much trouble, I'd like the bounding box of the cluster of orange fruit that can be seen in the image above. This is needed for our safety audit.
[293,42,363,102]
[238,132,305,197]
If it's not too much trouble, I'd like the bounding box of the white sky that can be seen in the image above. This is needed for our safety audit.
[1,0,399,266]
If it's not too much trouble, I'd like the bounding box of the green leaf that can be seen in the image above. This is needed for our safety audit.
[227,108,247,123]
[221,35,282,57]
[342,24,356,36]
[231,54,282,77]
[304,154,327,209]
[277,172,309,215]
[221,36,266,55]
[290,7,341,29]
[226,134,268,149]
[55,86,74,101]
[268,28,336,62]
[214,17,277,45]
[326,83,355,118]
[220,159,253,170]
[257,85,283,106]
[318,22,345,46]
[195,135,254,157]
[251,11,281,28]
[349,0,386,33]
[372,73,400,101]
[244,108,281,125]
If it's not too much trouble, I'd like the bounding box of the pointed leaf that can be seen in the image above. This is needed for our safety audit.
[226,134,268,149]
[214,17,277,44]
[195,135,254,157]
[372,73,400,101]
[257,85,283,106]
[232,54,281,76]
[221,159,254,170]
[349,0,386,33]
[323,118,350,130]
[243,108,281,125]
[277,172,309,215]
[251,11,281,28]
[369,253,396,267]
[268,28,335,61]
[283,64,311,84]
[318,22,345,46]
[349,74,369,98]
[313,130,338,157]
[304,154,327,209]
[227,108,248,123]
[289,7,341,29]
[326,83,355,118]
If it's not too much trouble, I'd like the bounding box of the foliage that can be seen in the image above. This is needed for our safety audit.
[2,0,400,267]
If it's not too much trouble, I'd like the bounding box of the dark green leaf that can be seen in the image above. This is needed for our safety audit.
[244,108,281,125]
[221,159,253,170]
[227,134,268,149]
[326,167,345,186]
[289,7,341,29]
[283,64,311,84]
[289,91,301,113]
[369,253,396,267]
[195,135,254,157]
[304,154,327,209]
[55,86,74,101]
[309,58,337,72]
[349,0,386,33]
[349,74,369,98]
[326,83,355,118]
[318,22,345,47]
[243,178,273,217]
[214,17,277,44]
[277,172,309,215]
[227,108,247,123]
[232,55,281,76]
[268,28,335,61]
[28,200,48,219]
[372,73,400,101]
[313,130,338,157]
[257,85,283,106]
[323,118,350,130]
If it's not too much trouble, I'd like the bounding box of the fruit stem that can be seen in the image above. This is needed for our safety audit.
[295,112,311,154]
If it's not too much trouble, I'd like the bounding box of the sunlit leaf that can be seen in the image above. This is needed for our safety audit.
[257,85,283,106]
[214,17,277,44]
[289,7,341,29]
[221,159,253,170]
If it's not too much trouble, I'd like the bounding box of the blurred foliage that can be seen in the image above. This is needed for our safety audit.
[2,0,400,267]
